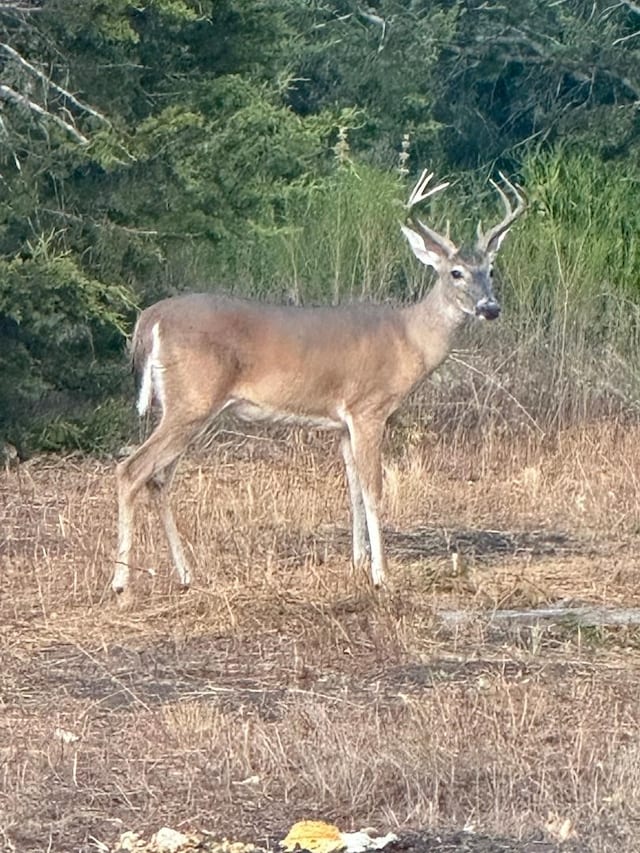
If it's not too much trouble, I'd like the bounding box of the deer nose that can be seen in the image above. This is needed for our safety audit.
[475,298,501,320]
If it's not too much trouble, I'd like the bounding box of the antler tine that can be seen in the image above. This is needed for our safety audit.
[407,169,450,210]
[477,171,527,253]
[405,168,457,256]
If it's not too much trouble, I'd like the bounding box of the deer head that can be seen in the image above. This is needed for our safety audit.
[401,170,526,321]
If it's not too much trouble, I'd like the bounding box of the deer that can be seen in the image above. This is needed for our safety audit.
[112,170,525,595]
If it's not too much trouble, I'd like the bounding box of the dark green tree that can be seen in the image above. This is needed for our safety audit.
[285,0,640,167]
[0,0,337,449]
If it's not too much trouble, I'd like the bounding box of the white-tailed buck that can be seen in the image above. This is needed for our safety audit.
[113,170,525,594]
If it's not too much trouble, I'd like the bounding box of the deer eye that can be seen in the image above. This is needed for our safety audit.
[451,268,464,281]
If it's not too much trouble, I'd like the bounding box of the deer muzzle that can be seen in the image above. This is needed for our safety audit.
[475,298,501,320]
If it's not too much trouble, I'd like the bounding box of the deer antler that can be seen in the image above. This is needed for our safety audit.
[405,170,457,257]
[476,172,527,254]
[406,170,450,208]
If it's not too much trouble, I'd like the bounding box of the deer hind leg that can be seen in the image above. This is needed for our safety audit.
[340,431,368,570]
[148,459,191,589]
[344,416,387,588]
[113,416,203,594]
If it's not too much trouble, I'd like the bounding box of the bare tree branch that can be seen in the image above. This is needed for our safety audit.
[41,207,161,237]
[463,25,640,101]
[613,28,640,44]
[0,84,89,143]
[0,41,111,126]
[0,1,44,10]
[620,0,640,15]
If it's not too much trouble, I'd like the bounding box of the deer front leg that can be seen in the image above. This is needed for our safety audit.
[345,417,387,588]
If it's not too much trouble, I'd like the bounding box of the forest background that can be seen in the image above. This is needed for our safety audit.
[2,0,640,453]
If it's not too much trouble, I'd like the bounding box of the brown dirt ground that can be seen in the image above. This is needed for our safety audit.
[1,420,640,853]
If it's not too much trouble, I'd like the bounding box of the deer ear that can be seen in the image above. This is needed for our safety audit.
[401,224,446,270]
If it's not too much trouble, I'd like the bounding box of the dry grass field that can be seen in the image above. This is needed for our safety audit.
[2,418,640,852]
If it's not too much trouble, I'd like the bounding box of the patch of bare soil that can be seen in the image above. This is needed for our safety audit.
[1,422,640,853]
[390,833,582,852]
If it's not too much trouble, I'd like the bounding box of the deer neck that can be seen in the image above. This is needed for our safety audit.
[402,282,466,376]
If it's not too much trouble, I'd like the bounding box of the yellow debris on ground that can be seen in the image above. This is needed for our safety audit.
[280,821,398,853]
[280,821,345,853]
